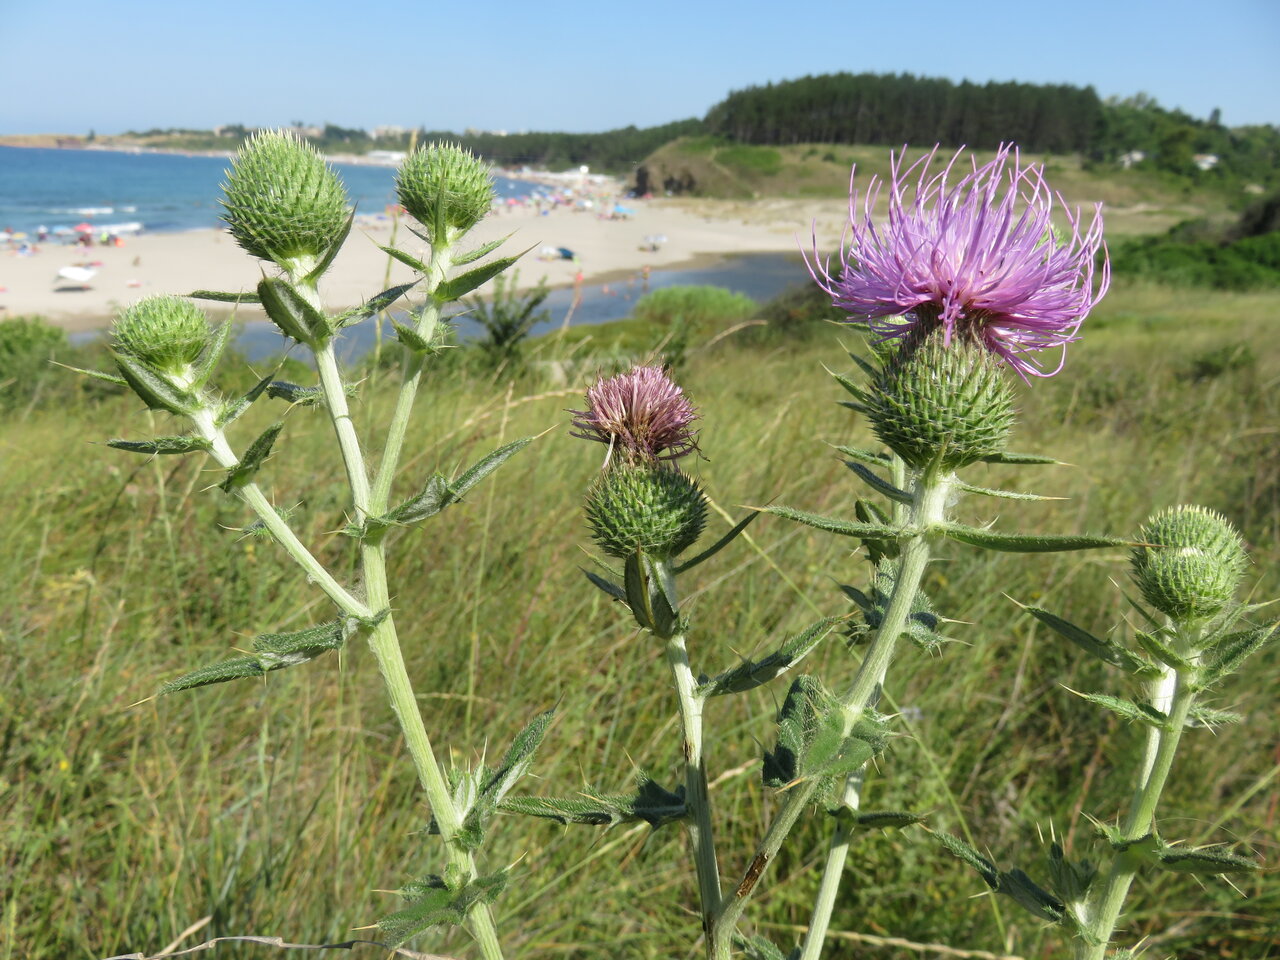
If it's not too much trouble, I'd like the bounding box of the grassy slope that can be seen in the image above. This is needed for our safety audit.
[637,138,1245,238]
[2,282,1277,959]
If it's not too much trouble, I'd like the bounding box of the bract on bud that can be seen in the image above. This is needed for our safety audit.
[220,130,350,272]
[113,296,212,382]
[585,465,707,560]
[396,143,494,244]
[865,333,1014,471]
[1132,506,1247,622]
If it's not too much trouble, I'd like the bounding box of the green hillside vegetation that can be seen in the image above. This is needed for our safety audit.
[3,271,1278,958]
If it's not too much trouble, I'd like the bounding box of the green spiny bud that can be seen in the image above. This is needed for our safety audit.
[585,465,707,559]
[220,130,350,272]
[1132,506,1248,622]
[113,296,212,381]
[865,334,1015,470]
[396,143,494,243]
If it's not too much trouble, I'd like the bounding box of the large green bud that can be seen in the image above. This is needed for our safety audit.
[113,296,212,384]
[220,130,350,272]
[1131,506,1248,622]
[864,334,1014,471]
[395,143,494,244]
[586,465,707,560]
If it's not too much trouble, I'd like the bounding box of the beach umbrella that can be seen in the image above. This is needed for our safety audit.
[56,265,97,285]
[74,222,94,232]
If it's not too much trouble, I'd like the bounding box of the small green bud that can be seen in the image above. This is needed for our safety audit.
[113,296,212,381]
[1132,506,1248,622]
[396,143,494,243]
[865,334,1015,470]
[585,465,707,559]
[221,130,350,271]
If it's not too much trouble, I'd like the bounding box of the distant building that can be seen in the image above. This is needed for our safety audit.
[1192,154,1219,171]
[372,126,408,140]
[1119,150,1146,169]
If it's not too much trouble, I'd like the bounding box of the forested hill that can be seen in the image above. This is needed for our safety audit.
[702,73,1279,183]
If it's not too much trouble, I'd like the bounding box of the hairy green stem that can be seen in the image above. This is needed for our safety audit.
[369,243,452,514]
[713,469,949,960]
[190,409,369,619]
[665,633,723,941]
[1076,629,1198,960]
[294,273,505,960]
[796,469,947,960]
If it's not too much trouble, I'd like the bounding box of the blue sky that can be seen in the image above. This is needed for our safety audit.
[3,0,1277,135]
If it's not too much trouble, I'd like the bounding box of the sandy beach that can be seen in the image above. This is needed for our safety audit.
[0,195,851,332]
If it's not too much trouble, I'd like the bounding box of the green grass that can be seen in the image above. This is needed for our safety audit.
[2,283,1278,959]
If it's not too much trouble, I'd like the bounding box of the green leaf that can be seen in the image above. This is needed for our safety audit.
[1016,601,1160,677]
[998,869,1065,924]
[160,656,265,693]
[622,551,677,636]
[674,509,759,574]
[1203,621,1279,682]
[302,208,355,285]
[377,870,509,947]
[107,436,213,455]
[1045,842,1097,906]
[332,280,419,328]
[1133,629,1196,671]
[498,775,686,830]
[955,481,1060,502]
[392,320,431,353]
[1154,846,1258,875]
[453,232,511,265]
[844,350,881,381]
[385,474,452,525]
[1186,705,1243,728]
[934,832,999,888]
[700,617,837,697]
[853,499,900,564]
[252,619,346,656]
[978,451,1062,465]
[764,505,902,541]
[219,422,284,492]
[582,568,626,602]
[113,352,195,415]
[437,251,530,303]
[943,524,1128,553]
[451,437,533,500]
[376,243,429,274]
[734,933,791,960]
[266,381,324,406]
[1075,691,1170,729]
[192,318,234,390]
[457,710,555,851]
[216,373,275,427]
[852,810,925,830]
[843,460,912,504]
[830,444,890,466]
[189,289,261,304]
[257,277,329,344]
[829,369,868,401]
[53,361,127,387]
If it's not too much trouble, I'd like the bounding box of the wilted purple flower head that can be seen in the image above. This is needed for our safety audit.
[810,144,1109,378]
[570,365,700,465]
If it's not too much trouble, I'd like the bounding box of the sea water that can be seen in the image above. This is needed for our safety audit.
[0,145,536,235]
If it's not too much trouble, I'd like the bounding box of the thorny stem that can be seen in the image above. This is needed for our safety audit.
[712,468,950,960]
[665,632,723,941]
[290,272,506,960]
[1075,626,1199,960]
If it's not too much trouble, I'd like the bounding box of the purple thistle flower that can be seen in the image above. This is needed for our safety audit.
[570,365,700,465]
[810,144,1109,378]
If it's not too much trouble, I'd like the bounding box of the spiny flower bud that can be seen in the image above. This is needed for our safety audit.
[570,365,700,465]
[864,333,1014,470]
[112,296,212,380]
[1131,506,1247,622]
[586,465,707,560]
[396,143,494,243]
[220,130,350,271]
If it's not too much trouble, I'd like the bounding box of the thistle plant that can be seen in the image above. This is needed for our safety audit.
[73,133,546,958]
[939,506,1274,958]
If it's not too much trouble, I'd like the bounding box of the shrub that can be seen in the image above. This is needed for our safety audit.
[0,316,69,405]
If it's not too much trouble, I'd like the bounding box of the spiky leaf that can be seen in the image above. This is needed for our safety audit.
[1017,602,1160,677]
[113,352,195,415]
[674,509,759,574]
[498,775,686,830]
[1202,621,1279,682]
[189,289,262,304]
[1076,692,1169,729]
[843,460,911,504]
[944,524,1128,553]
[456,710,554,851]
[267,381,324,406]
[1154,847,1258,875]
[377,870,508,947]
[700,618,837,697]
[257,277,329,344]
[436,253,526,303]
[331,280,418,328]
[764,505,902,541]
[219,422,284,492]
[216,373,274,427]
[107,436,213,456]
